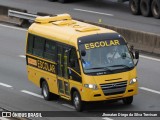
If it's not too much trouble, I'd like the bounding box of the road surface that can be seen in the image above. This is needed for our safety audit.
[0,23,160,120]
[0,0,160,34]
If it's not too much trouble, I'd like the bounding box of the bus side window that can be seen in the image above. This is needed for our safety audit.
[27,34,34,54]
[44,40,56,61]
[69,48,81,74]
[32,36,45,57]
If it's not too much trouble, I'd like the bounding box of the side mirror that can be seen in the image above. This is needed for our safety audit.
[135,51,139,59]
[70,59,75,68]
[129,45,134,58]
[81,50,86,56]
[130,45,134,52]
[134,50,139,66]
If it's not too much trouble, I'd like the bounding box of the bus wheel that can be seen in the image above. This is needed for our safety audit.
[140,0,152,17]
[129,0,141,15]
[73,91,83,112]
[151,0,160,19]
[122,96,133,105]
[42,81,52,100]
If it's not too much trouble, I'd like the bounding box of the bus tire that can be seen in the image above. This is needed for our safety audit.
[129,0,141,15]
[122,96,133,105]
[151,0,160,19]
[72,91,83,112]
[42,81,52,100]
[140,0,152,17]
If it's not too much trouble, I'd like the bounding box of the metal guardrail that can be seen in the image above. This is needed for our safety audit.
[8,9,38,21]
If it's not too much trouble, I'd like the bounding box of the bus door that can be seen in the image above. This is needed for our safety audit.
[57,45,70,97]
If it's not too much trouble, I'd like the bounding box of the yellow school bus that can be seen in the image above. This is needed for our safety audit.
[26,14,139,111]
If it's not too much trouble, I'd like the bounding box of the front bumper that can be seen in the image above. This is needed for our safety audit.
[81,82,138,102]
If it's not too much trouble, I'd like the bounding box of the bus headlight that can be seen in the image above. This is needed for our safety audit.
[84,84,98,90]
[130,78,137,85]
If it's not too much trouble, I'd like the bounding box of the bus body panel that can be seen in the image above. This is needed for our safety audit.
[26,55,59,95]
[25,14,138,107]
[80,68,138,101]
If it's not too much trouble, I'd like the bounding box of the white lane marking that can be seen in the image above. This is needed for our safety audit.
[19,55,26,58]
[21,90,43,98]
[139,87,160,95]
[102,117,114,120]
[0,117,10,120]
[140,55,160,62]
[62,104,75,109]
[0,24,27,31]
[0,82,12,88]
[74,8,114,17]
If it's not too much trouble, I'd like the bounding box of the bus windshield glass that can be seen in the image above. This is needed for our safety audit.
[79,39,134,75]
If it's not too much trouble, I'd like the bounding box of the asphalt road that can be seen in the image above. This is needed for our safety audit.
[0,0,160,34]
[0,23,160,120]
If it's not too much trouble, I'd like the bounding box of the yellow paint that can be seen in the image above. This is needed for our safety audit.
[98,19,102,23]
[26,14,138,104]
[84,40,120,50]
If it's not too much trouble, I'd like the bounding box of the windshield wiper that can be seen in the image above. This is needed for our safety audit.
[85,67,113,72]
[108,65,131,69]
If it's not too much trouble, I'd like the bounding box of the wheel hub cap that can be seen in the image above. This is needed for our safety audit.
[74,95,79,108]
[43,85,48,97]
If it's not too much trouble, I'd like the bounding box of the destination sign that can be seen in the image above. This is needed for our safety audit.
[83,39,125,50]
[27,56,56,74]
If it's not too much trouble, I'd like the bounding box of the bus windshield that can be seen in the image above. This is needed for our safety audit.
[79,40,134,75]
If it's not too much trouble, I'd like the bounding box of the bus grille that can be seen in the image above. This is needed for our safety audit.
[100,81,127,96]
